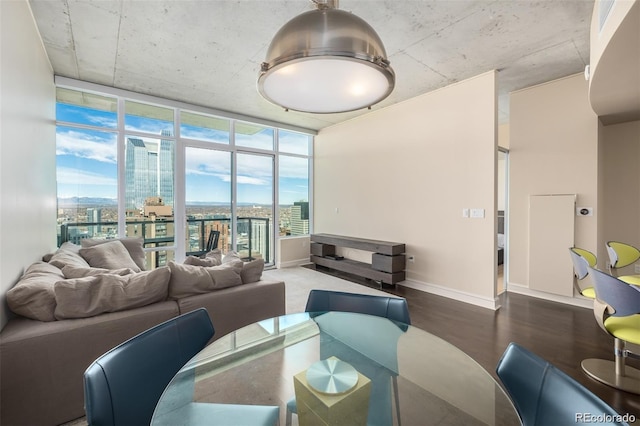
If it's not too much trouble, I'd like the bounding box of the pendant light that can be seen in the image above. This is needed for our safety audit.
[257,0,395,114]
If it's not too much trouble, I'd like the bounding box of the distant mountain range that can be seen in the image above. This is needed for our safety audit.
[58,197,117,207]
[57,197,291,207]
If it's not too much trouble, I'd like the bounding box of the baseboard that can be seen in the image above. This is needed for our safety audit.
[277,258,311,269]
[506,282,593,309]
[399,279,502,310]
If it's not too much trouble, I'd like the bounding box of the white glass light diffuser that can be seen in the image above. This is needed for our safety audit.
[261,58,392,113]
[258,6,395,114]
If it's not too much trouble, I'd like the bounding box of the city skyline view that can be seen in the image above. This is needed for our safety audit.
[56,101,310,206]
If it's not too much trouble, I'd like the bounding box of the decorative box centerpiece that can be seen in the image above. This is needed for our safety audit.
[293,357,371,426]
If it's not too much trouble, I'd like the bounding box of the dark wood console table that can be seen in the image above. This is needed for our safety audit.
[310,234,406,285]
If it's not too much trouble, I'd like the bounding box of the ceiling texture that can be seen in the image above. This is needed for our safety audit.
[29,0,595,132]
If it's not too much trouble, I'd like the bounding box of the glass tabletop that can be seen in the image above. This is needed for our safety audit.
[152,311,519,426]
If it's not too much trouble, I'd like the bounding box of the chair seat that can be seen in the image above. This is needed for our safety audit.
[620,275,640,286]
[581,287,596,299]
[605,314,640,345]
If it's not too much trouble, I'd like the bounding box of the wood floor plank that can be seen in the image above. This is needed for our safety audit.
[310,265,640,420]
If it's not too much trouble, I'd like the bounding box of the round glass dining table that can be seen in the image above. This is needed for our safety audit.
[152,311,520,426]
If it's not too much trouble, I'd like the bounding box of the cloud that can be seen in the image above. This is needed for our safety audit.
[57,167,117,186]
[86,115,118,128]
[185,150,231,176]
[279,156,309,179]
[236,175,270,185]
[56,129,117,163]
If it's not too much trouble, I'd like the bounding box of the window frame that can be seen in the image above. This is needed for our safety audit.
[55,77,315,266]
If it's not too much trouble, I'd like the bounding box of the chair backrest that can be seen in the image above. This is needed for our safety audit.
[606,241,640,270]
[496,343,628,426]
[569,247,596,280]
[84,308,215,426]
[305,289,411,325]
[588,266,640,317]
[206,230,220,252]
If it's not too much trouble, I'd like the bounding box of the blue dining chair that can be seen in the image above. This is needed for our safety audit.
[305,289,411,326]
[286,289,411,426]
[582,267,640,395]
[496,342,629,426]
[84,308,279,426]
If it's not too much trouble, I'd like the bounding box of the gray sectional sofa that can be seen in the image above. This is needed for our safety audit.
[0,239,286,426]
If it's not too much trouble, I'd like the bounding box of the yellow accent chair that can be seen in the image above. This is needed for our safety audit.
[606,241,640,282]
[581,267,640,395]
[568,247,597,298]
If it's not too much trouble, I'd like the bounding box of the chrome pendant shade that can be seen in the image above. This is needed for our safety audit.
[258,2,395,114]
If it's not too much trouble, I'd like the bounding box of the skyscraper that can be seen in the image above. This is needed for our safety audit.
[86,207,102,236]
[159,130,174,207]
[125,133,174,212]
[290,201,309,235]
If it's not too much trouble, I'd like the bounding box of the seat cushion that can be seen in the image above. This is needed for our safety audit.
[619,275,640,286]
[6,262,66,321]
[54,266,171,319]
[81,237,147,271]
[604,314,640,344]
[79,240,141,272]
[581,287,596,299]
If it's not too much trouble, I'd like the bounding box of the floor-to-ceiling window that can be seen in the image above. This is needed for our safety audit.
[55,80,313,268]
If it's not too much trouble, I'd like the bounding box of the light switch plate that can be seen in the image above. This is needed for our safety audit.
[471,208,485,218]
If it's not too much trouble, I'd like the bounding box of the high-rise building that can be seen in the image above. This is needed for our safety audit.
[125,133,174,212]
[290,201,309,236]
[159,130,174,206]
[86,208,102,236]
[125,137,151,210]
[250,219,269,261]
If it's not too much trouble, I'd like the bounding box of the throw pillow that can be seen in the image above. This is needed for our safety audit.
[183,256,219,267]
[222,251,242,264]
[53,266,171,320]
[205,248,223,265]
[48,243,91,270]
[241,258,265,284]
[168,260,243,299]
[6,262,66,321]
[62,265,136,279]
[81,237,146,271]
[79,240,141,272]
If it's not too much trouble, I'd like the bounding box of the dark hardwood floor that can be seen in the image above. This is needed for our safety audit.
[308,265,640,422]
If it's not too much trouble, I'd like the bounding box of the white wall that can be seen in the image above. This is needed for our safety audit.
[314,72,499,308]
[599,119,640,275]
[509,74,599,305]
[0,0,57,329]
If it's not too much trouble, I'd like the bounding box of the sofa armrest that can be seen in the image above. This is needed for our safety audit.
[176,280,286,340]
[0,301,179,426]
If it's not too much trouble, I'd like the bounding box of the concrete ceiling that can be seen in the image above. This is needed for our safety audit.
[29,0,594,132]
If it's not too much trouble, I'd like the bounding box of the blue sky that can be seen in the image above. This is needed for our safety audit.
[56,103,309,205]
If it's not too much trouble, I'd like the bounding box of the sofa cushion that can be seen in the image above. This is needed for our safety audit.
[221,251,265,284]
[62,265,136,278]
[240,258,265,284]
[168,260,243,299]
[53,267,171,320]
[48,243,91,269]
[81,237,146,271]
[183,256,218,267]
[6,262,66,322]
[205,248,222,264]
[79,240,141,272]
